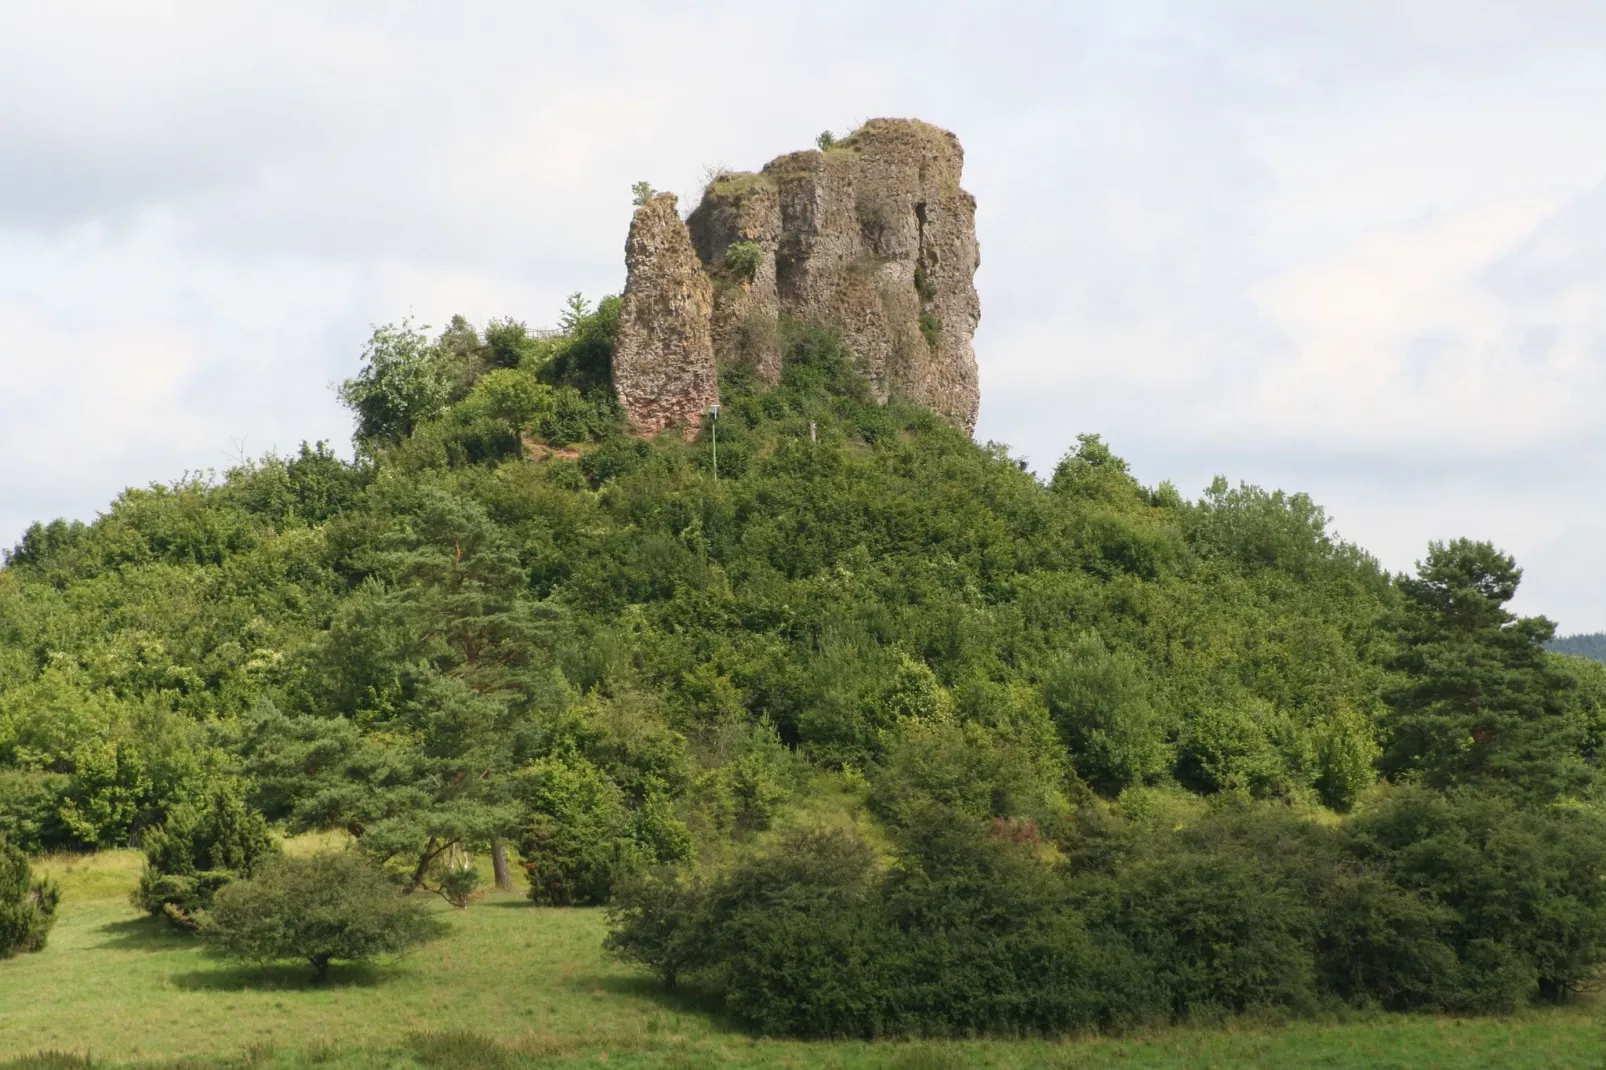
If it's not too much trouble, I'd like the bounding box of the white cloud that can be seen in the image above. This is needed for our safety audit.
[1244,197,1602,447]
[4,1,1606,630]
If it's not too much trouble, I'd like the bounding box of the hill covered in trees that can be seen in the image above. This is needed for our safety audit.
[4,301,1606,1035]
[1550,632,1606,664]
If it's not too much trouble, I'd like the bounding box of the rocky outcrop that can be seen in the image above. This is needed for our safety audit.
[688,119,980,431]
[686,175,784,386]
[612,193,718,436]
[612,119,981,434]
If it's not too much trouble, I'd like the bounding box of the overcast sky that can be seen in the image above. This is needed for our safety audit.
[4,2,1606,630]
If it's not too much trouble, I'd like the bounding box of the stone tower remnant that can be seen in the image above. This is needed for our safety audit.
[612,118,981,434]
[612,192,719,436]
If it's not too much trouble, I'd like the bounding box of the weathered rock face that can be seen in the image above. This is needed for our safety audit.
[612,193,718,436]
[685,175,784,386]
[687,118,981,431]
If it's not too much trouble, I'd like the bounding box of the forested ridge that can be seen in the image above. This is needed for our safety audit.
[4,301,1606,1033]
[1550,632,1606,664]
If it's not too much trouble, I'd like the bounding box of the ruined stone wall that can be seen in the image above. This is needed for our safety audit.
[613,119,981,435]
[687,118,980,431]
[611,192,718,436]
[686,176,784,386]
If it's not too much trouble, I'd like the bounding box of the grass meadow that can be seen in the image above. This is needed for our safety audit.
[1,844,1603,1069]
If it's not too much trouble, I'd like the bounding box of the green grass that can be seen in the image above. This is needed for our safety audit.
[2,848,1603,1069]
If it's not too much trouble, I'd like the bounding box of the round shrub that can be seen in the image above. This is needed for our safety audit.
[199,851,443,979]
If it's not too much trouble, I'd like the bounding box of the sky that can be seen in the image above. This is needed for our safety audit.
[3,1,1606,630]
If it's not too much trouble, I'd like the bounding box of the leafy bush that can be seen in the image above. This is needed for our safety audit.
[876,812,1140,1036]
[1041,633,1169,796]
[0,836,58,957]
[690,827,893,1036]
[4,518,87,570]
[777,322,870,401]
[1560,652,1606,768]
[579,435,653,486]
[420,369,558,465]
[691,715,803,836]
[1073,813,1324,1019]
[132,784,279,927]
[611,791,1606,1036]
[722,241,764,282]
[603,866,711,987]
[1313,703,1381,811]
[1176,701,1292,798]
[519,755,690,906]
[538,294,621,400]
[868,715,1068,832]
[608,818,1149,1037]
[1344,787,1606,1007]
[482,317,540,370]
[199,851,444,979]
[540,386,621,446]
[0,772,68,854]
[338,320,452,446]
[432,369,556,466]
[1314,868,1460,1010]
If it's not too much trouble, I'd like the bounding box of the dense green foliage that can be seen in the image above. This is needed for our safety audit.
[0,837,57,957]
[8,851,1602,1069]
[131,782,278,926]
[1380,539,1584,802]
[608,788,1606,1036]
[199,851,444,978]
[3,299,1605,1037]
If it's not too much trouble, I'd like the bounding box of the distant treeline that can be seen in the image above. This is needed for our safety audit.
[1549,633,1606,664]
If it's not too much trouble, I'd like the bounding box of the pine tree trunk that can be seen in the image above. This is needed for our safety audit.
[407,837,441,892]
[491,834,513,892]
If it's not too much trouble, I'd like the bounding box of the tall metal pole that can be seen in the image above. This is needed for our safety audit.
[709,404,720,482]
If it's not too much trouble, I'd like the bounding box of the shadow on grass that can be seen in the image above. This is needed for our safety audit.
[93,915,195,952]
[585,972,743,1028]
[482,897,540,909]
[169,960,388,992]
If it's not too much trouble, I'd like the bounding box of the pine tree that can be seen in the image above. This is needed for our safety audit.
[377,488,568,895]
[1380,539,1586,802]
[0,836,58,957]
[249,487,569,903]
[133,783,279,927]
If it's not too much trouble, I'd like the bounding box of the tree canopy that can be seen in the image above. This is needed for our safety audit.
[4,301,1604,1028]
[1381,538,1584,802]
